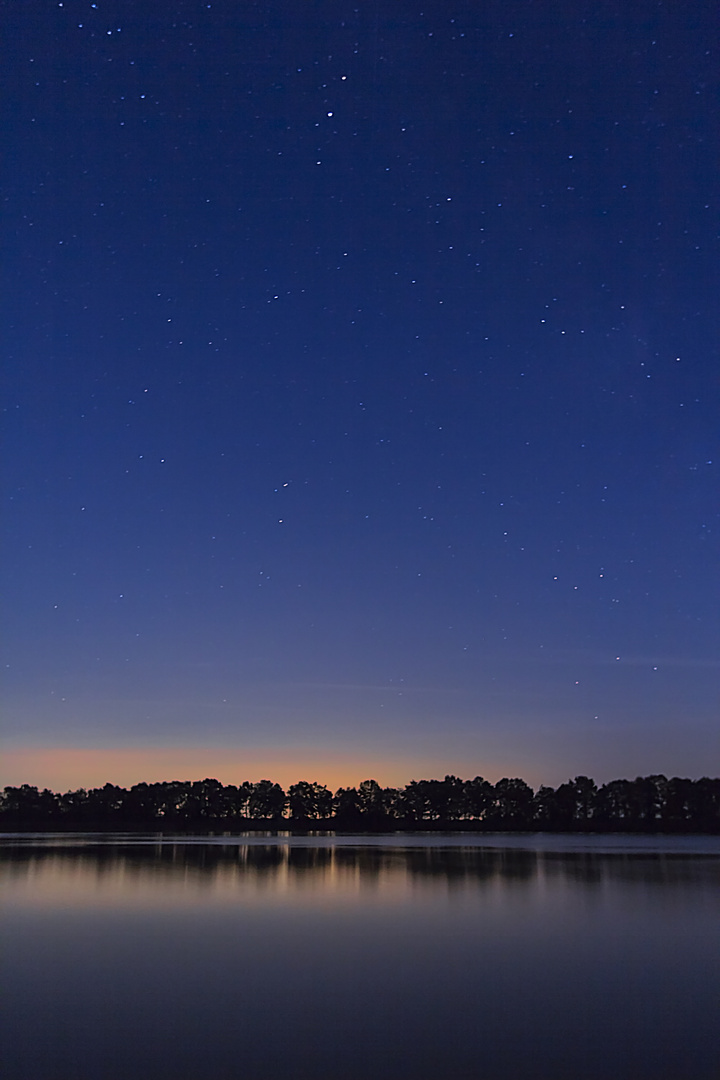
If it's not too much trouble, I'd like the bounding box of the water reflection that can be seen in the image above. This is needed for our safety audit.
[3,838,718,896]
[2,837,719,1080]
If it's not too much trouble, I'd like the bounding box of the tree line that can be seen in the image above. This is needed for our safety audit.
[2,773,719,831]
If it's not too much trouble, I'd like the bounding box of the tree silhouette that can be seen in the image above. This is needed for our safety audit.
[248,780,287,819]
[287,781,333,820]
[1,772,718,832]
[491,778,535,828]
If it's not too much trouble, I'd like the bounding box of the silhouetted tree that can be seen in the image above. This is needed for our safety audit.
[628,775,667,828]
[382,786,403,820]
[288,780,333,820]
[154,780,192,820]
[532,785,562,828]
[248,780,287,819]
[357,779,385,816]
[465,776,495,821]
[692,777,720,831]
[661,777,696,830]
[334,786,362,823]
[572,776,598,823]
[124,782,163,821]
[1,784,58,821]
[2,772,718,832]
[491,778,535,828]
[539,776,598,829]
[400,780,435,820]
[595,779,627,827]
[57,787,89,821]
[440,775,469,820]
[86,783,127,823]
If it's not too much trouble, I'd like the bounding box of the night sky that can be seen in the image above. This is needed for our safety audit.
[3,0,718,791]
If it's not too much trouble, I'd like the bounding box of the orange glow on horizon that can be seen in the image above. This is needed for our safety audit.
[0,746,511,793]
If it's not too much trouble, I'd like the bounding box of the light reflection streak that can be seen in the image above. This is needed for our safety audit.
[2,840,718,913]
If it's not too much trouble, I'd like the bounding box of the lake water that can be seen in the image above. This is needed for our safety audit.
[2,832,719,1080]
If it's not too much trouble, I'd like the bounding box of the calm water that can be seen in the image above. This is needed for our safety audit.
[2,833,719,1080]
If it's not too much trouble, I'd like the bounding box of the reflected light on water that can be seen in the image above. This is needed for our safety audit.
[2,836,719,1080]
[2,839,717,912]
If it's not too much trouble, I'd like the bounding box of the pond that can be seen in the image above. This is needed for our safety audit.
[2,832,719,1080]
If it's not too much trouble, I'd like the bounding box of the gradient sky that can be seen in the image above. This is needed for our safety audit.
[2,0,718,791]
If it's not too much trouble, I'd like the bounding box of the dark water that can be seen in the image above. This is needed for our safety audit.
[2,834,719,1080]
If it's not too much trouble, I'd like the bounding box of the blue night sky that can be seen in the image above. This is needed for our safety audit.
[2,0,718,790]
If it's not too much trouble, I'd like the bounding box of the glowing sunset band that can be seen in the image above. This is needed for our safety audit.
[0,746,506,793]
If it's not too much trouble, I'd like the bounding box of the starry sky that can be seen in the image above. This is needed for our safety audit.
[2,0,718,792]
